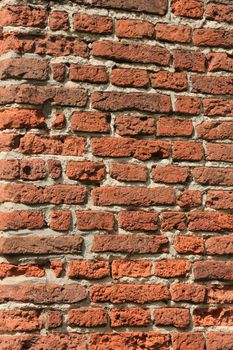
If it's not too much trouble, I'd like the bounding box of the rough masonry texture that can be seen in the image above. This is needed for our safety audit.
[0,0,233,349]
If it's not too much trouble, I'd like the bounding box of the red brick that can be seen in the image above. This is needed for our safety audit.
[90,284,170,304]
[173,49,206,72]
[71,111,110,133]
[92,137,170,160]
[160,212,187,231]
[205,3,233,23]
[0,159,19,180]
[0,236,83,255]
[154,308,190,328]
[194,28,233,48]
[50,210,71,231]
[151,71,188,91]
[0,334,86,350]
[192,167,233,186]
[51,63,66,82]
[73,13,112,34]
[0,32,89,58]
[20,158,46,180]
[66,161,105,181]
[207,52,233,73]
[0,108,46,130]
[68,260,110,280]
[92,186,175,206]
[194,308,233,327]
[47,159,62,179]
[205,99,233,118]
[173,333,205,350]
[46,311,62,329]
[70,64,108,83]
[49,11,69,30]
[206,143,233,163]
[115,115,155,136]
[116,19,154,39]
[206,236,233,255]
[76,211,114,231]
[157,117,193,137]
[206,190,233,210]
[90,332,170,350]
[207,285,233,304]
[156,23,192,43]
[111,260,152,279]
[194,260,233,281]
[192,75,233,95]
[111,308,150,327]
[92,41,170,65]
[92,91,171,113]
[91,0,168,15]
[0,5,47,27]
[0,263,45,278]
[171,283,206,303]
[173,235,204,254]
[68,308,107,327]
[0,310,42,332]
[20,134,85,156]
[0,84,87,106]
[173,141,204,161]
[0,284,86,303]
[171,0,204,18]
[177,190,202,209]
[175,95,201,115]
[110,163,148,182]
[0,58,48,80]
[188,211,233,232]
[118,211,157,232]
[110,67,149,88]
[196,121,233,140]
[49,260,63,278]
[0,183,87,205]
[206,333,233,350]
[152,165,189,184]
[155,259,190,278]
[0,210,45,231]
[92,235,169,254]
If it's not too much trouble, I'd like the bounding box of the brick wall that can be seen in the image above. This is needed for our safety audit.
[0,0,233,349]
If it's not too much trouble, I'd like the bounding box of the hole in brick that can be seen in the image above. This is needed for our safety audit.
[23,166,31,175]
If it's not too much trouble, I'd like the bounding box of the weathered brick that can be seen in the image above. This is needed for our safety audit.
[206,190,233,210]
[110,67,149,88]
[92,91,171,113]
[76,211,114,231]
[160,212,187,231]
[188,211,233,232]
[154,308,190,328]
[194,28,233,48]
[50,210,71,231]
[92,137,170,160]
[194,260,233,281]
[0,236,83,255]
[171,283,206,303]
[68,260,110,279]
[68,308,108,327]
[206,236,233,255]
[156,23,192,43]
[173,333,205,350]
[207,52,233,72]
[0,211,45,231]
[116,19,154,39]
[156,117,193,137]
[0,109,46,130]
[205,3,233,23]
[206,333,233,350]
[90,284,170,304]
[204,98,233,117]
[192,75,233,95]
[92,186,175,206]
[207,285,233,304]
[196,121,233,140]
[206,143,233,163]
[111,308,150,327]
[92,235,169,254]
[152,165,189,184]
[46,310,63,329]
[0,159,19,180]
[115,115,155,136]
[177,190,202,210]
[194,308,233,327]
[111,260,152,279]
[0,58,48,80]
[71,111,110,133]
[155,259,190,278]
[0,263,45,278]
[92,41,170,65]
[151,71,188,91]
[0,5,47,27]
[173,49,206,72]
[173,141,204,161]
[110,163,148,182]
[69,64,108,83]
[174,235,204,254]
[193,167,233,186]
[66,161,105,181]
[175,95,201,115]
[49,11,69,30]
[20,158,46,180]
[118,211,157,231]
[0,310,42,332]
[73,13,112,34]
[171,0,204,18]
